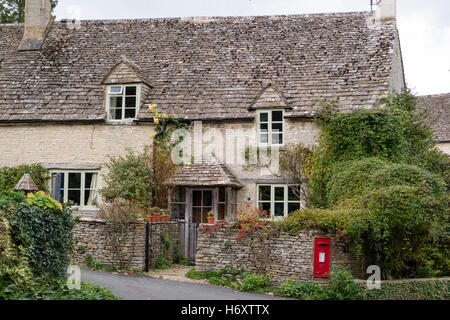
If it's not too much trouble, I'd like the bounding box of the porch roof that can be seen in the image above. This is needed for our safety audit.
[164,160,244,188]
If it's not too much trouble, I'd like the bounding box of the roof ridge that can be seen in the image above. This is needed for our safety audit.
[52,11,371,24]
[418,93,450,98]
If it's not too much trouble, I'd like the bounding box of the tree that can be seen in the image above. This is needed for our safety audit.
[0,0,58,24]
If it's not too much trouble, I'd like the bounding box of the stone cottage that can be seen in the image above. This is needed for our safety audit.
[0,0,411,223]
[417,93,450,155]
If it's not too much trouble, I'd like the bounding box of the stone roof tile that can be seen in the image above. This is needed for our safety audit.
[417,93,450,142]
[0,13,397,121]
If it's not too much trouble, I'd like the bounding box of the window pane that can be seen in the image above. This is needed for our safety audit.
[109,86,122,94]
[275,187,284,201]
[171,204,185,220]
[259,186,271,201]
[260,134,268,143]
[288,187,301,201]
[125,108,136,119]
[274,202,284,217]
[68,190,81,206]
[218,204,225,220]
[125,96,136,108]
[272,123,283,133]
[259,202,271,214]
[219,187,226,203]
[125,86,137,96]
[84,190,98,206]
[109,96,122,109]
[203,191,212,207]
[193,190,202,206]
[68,173,81,189]
[288,203,301,214]
[85,173,94,189]
[272,111,283,121]
[172,187,186,203]
[259,113,268,122]
[260,123,268,132]
[272,133,283,145]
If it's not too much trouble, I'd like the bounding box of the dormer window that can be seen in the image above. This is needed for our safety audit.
[107,84,140,121]
[257,110,284,146]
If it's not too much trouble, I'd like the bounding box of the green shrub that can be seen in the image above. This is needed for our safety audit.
[363,185,445,278]
[0,216,31,287]
[185,268,204,279]
[84,254,104,270]
[155,256,170,270]
[0,164,48,194]
[238,273,271,292]
[279,280,323,300]
[326,158,445,207]
[100,148,155,210]
[0,190,26,211]
[6,203,76,278]
[0,277,119,300]
[365,280,449,300]
[321,266,364,300]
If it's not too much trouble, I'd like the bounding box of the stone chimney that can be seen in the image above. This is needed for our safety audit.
[18,0,53,51]
[374,0,396,21]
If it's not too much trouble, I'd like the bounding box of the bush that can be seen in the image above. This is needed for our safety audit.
[279,280,322,300]
[0,164,48,194]
[326,158,446,207]
[0,277,119,300]
[6,197,76,278]
[0,190,26,212]
[100,148,155,210]
[365,280,449,300]
[0,216,31,287]
[321,266,364,300]
[238,273,271,292]
[362,185,446,278]
[155,256,170,270]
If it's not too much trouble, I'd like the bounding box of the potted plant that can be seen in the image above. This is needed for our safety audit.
[161,209,170,222]
[152,208,161,222]
[207,210,215,225]
[147,213,154,223]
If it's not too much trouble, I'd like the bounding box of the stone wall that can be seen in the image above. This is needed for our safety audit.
[72,217,147,271]
[72,218,182,271]
[195,226,362,284]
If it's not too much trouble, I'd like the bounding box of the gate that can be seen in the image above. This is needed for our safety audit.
[145,220,198,272]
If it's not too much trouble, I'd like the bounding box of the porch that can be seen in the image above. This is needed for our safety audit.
[164,160,244,224]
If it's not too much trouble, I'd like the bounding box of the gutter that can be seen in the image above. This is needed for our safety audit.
[0,119,105,124]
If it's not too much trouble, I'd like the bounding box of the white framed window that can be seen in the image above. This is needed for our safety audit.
[257,110,284,146]
[49,170,101,210]
[257,184,301,219]
[106,84,140,121]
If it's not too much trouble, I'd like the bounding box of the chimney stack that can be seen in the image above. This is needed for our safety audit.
[18,0,53,51]
[374,0,397,22]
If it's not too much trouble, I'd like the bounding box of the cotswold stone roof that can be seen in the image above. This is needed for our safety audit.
[0,12,398,122]
[417,93,450,142]
[164,160,244,188]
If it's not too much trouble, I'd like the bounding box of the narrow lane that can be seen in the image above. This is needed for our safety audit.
[81,268,286,301]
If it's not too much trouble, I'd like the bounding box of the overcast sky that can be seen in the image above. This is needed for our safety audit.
[54,0,450,96]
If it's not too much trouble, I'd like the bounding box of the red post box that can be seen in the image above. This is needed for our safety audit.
[314,238,331,278]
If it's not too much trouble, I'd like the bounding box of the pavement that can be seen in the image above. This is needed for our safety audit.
[81,268,287,300]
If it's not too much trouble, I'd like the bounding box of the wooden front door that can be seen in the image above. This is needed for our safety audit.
[191,189,213,224]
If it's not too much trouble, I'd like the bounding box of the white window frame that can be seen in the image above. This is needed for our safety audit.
[256,109,285,147]
[256,184,301,219]
[48,170,101,210]
[106,84,141,122]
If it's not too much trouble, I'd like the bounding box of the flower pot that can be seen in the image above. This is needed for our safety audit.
[147,215,154,223]
[162,214,170,222]
[207,217,215,225]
